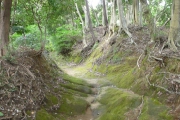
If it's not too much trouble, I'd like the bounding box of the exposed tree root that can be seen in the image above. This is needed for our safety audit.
[146,73,180,95]
[137,52,144,69]
[137,95,144,119]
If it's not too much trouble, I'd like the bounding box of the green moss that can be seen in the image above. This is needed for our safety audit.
[118,68,136,88]
[74,56,82,63]
[58,93,89,115]
[60,83,92,94]
[36,109,56,120]
[60,86,88,97]
[97,88,172,120]
[98,88,141,120]
[165,59,180,73]
[139,98,173,120]
[46,94,59,105]
[61,73,92,87]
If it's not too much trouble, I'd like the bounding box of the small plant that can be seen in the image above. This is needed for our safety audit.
[2,52,17,65]
[11,25,41,50]
[51,25,82,55]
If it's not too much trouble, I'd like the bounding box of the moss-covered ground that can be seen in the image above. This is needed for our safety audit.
[51,33,178,119]
[35,72,94,120]
[44,28,180,119]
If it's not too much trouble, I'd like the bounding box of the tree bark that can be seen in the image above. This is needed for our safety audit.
[84,0,96,43]
[117,0,134,43]
[126,5,133,26]
[109,0,117,36]
[102,0,108,28]
[140,0,156,42]
[0,0,12,56]
[94,10,100,26]
[106,0,108,21]
[83,6,89,31]
[75,3,87,47]
[133,0,139,25]
[168,0,180,50]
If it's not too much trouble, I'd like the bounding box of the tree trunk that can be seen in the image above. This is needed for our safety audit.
[168,0,180,50]
[109,0,117,37]
[126,5,133,26]
[106,0,108,21]
[83,6,89,31]
[117,0,134,43]
[139,2,143,26]
[75,3,87,47]
[71,12,75,28]
[0,0,12,56]
[133,0,139,25]
[140,0,156,42]
[102,0,108,28]
[91,7,99,27]
[84,0,96,43]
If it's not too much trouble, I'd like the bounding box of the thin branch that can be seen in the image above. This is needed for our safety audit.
[20,64,36,80]
[151,56,163,61]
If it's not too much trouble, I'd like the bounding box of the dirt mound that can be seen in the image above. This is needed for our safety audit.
[0,48,62,119]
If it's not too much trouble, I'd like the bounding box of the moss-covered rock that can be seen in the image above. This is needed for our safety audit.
[139,98,173,120]
[36,109,57,120]
[58,93,89,115]
[97,88,141,120]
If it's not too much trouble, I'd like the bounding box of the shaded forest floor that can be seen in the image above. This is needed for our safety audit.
[1,25,180,120]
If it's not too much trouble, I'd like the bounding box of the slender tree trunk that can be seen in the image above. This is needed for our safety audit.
[139,1,143,26]
[117,0,134,43]
[75,3,87,46]
[83,6,89,31]
[140,0,149,24]
[102,0,108,28]
[133,0,139,25]
[84,0,96,43]
[168,0,180,50]
[140,0,156,42]
[109,0,117,37]
[11,0,17,34]
[106,0,108,21]
[0,0,12,56]
[31,7,43,41]
[92,9,100,26]
[126,5,133,26]
[71,12,75,28]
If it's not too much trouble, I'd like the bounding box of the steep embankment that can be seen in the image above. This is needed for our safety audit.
[0,48,96,120]
[63,26,180,119]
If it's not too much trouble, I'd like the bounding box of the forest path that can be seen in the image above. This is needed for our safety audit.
[61,63,140,120]
[62,64,101,120]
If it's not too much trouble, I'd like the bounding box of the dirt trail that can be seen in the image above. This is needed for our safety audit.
[62,64,141,120]
[62,65,102,120]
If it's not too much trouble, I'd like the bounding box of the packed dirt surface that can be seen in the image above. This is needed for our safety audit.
[63,65,101,120]
[62,64,142,120]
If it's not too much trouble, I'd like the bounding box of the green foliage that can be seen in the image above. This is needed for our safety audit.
[36,109,56,120]
[0,112,4,117]
[2,52,17,65]
[149,0,171,26]
[11,25,41,50]
[51,25,82,55]
[12,26,26,34]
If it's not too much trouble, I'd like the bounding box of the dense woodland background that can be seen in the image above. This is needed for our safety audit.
[0,0,178,56]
